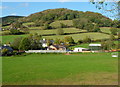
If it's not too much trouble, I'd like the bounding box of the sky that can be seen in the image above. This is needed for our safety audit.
[0,2,116,20]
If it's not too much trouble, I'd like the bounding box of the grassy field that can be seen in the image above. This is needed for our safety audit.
[50,20,73,28]
[43,32,110,41]
[3,53,118,85]
[1,35,26,43]
[100,27,111,34]
[29,28,86,35]
[1,32,110,44]
[69,41,118,50]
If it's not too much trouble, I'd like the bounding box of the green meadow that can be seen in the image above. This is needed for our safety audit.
[3,53,118,85]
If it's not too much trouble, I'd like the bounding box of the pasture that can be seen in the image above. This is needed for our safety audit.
[43,32,110,41]
[29,28,86,35]
[1,32,110,44]
[1,35,26,43]
[100,27,111,34]
[2,53,118,85]
[50,20,73,28]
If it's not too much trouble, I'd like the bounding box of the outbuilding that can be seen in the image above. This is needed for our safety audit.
[89,44,102,51]
[73,47,90,52]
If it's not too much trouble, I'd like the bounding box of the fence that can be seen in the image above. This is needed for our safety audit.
[25,50,67,53]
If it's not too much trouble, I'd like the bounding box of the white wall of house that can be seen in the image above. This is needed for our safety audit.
[73,47,86,52]
[42,43,47,47]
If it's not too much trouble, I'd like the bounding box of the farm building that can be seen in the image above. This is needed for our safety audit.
[73,47,90,52]
[47,45,66,51]
[89,44,102,51]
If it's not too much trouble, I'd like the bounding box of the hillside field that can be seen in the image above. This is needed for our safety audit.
[3,53,118,85]
[1,32,110,44]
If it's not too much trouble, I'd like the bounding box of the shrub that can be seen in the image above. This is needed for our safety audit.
[77,39,83,44]
[110,28,118,35]
[56,28,64,35]
[10,29,21,35]
[83,36,92,43]
[2,48,9,56]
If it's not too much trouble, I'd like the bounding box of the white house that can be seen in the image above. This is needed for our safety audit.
[73,47,89,52]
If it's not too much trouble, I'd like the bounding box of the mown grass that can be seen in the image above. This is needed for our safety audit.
[2,53,118,85]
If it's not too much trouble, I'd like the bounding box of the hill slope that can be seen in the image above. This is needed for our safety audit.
[1,16,24,26]
[19,8,112,27]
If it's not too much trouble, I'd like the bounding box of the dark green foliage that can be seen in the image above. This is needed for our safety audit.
[1,16,24,26]
[10,21,29,35]
[110,28,118,35]
[101,40,115,50]
[20,8,113,28]
[54,38,61,45]
[112,20,120,28]
[56,28,64,35]
[118,31,120,39]
[83,36,92,43]
[2,48,9,56]
[93,24,101,32]
[64,36,75,45]
[10,29,21,35]
[84,23,94,32]
[28,33,42,50]
[11,37,23,50]
[73,18,89,29]
[77,39,83,44]
[60,23,68,28]
[109,34,115,41]
[43,23,52,30]
[19,37,31,50]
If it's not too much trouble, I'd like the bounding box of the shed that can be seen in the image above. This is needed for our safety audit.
[89,44,102,51]
[73,47,90,52]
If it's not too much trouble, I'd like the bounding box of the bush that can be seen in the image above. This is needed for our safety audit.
[56,28,64,35]
[10,29,21,35]
[1,31,11,35]
[2,48,9,56]
[83,36,92,43]
[77,39,83,44]
[110,28,118,35]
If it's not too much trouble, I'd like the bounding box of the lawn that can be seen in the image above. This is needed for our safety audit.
[2,53,118,85]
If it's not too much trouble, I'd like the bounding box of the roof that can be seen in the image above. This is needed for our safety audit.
[89,44,101,46]
[74,47,87,49]
[1,46,13,51]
